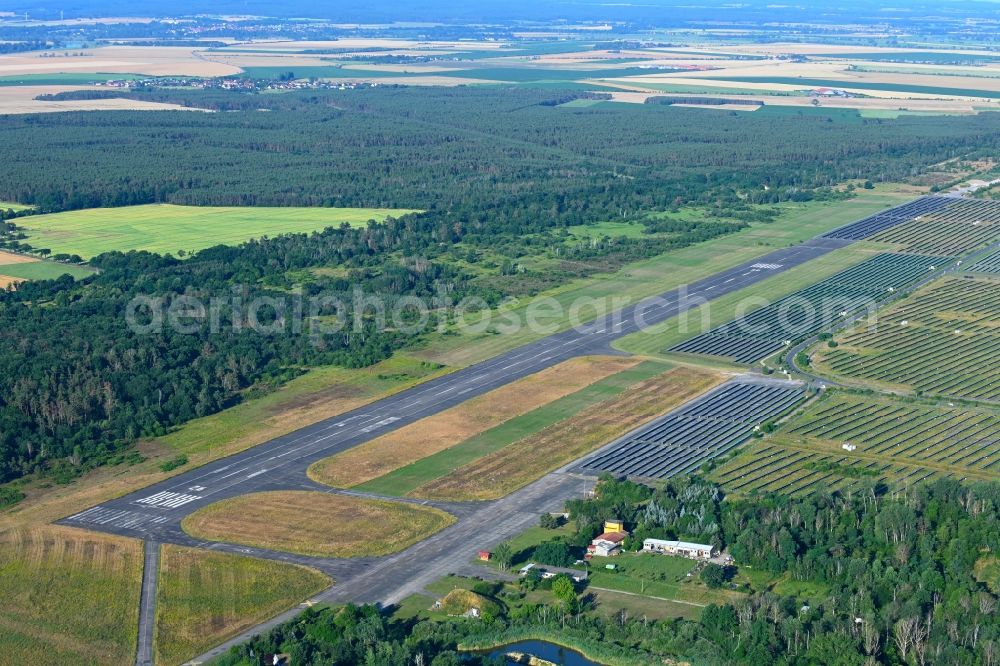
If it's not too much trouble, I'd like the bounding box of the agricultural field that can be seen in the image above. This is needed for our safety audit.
[407,365,723,501]
[713,392,1000,497]
[0,250,94,285]
[154,545,330,666]
[307,355,641,489]
[0,526,143,666]
[180,491,455,558]
[19,203,419,258]
[670,252,945,363]
[813,276,1000,401]
[575,380,805,480]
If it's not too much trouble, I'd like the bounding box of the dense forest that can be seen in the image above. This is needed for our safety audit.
[2,87,1000,485]
[214,476,1000,665]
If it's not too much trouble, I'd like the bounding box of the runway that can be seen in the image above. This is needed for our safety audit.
[61,236,850,542]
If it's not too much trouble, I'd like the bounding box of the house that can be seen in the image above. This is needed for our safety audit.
[588,531,627,557]
[642,539,716,560]
[478,550,492,562]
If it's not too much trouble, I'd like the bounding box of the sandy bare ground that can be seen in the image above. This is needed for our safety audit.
[0,86,211,115]
[0,46,241,77]
[0,250,39,264]
[0,275,21,289]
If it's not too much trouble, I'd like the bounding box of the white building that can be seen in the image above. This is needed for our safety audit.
[642,539,716,560]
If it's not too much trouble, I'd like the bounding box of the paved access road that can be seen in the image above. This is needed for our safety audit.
[55,235,849,666]
[61,236,849,542]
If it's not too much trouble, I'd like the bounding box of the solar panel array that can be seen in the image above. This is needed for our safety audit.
[822,196,954,240]
[670,253,944,363]
[971,248,1000,274]
[576,381,805,480]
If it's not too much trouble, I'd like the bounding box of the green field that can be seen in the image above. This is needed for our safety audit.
[587,552,739,607]
[354,360,672,496]
[0,259,95,281]
[704,76,1000,99]
[0,200,34,212]
[20,204,420,258]
[154,545,330,666]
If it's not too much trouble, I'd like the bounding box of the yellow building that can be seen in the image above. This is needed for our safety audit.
[604,519,626,534]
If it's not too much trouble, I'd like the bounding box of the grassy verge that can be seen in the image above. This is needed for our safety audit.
[409,365,724,501]
[308,356,641,490]
[612,243,879,359]
[180,491,455,558]
[154,545,330,666]
[413,188,915,368]
[0,525,143,666]
[353,360,671,496]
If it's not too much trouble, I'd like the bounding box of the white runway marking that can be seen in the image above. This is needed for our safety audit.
[135,491,202,508]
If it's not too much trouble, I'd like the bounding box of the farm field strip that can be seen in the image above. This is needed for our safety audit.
[671,253,945,363]
[815,276,1000,401]
[575,380,806,479]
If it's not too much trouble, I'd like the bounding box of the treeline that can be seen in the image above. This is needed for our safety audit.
[215,477,1000,665]
[1,86,999,485]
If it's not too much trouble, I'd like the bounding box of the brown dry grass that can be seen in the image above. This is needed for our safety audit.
[181,491,455,558]
[0,250,38,264]
[155,544,330,666]
[0,46,241,77]
[0,525,143,665]
[409,366,723,501]
[308,355,640,488]
[0,86,210,115]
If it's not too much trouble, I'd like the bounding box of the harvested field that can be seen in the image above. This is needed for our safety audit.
[0,85,204,114]
[409,365,723,501]
[154,545,330,666]
[0,46,241,77]
[0,249,38,264]
[0,275,20,288]
[180,491,455,558]
[813,276,1000,401]
[0,526,143,666]
[308,355,640,488]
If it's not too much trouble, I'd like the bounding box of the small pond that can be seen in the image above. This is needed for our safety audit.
[482,640,604,666]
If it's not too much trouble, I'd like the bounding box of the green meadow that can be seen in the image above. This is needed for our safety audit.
[20,204,419,258]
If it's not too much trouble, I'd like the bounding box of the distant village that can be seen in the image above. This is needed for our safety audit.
[94,75,380,92]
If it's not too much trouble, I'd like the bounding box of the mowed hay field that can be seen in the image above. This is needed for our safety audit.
[181,491,455,558]
[308,355,641,488]
[410,365,723,501]
[154,545,330,666]
[20,203,420,258]
[0,526,143,666]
